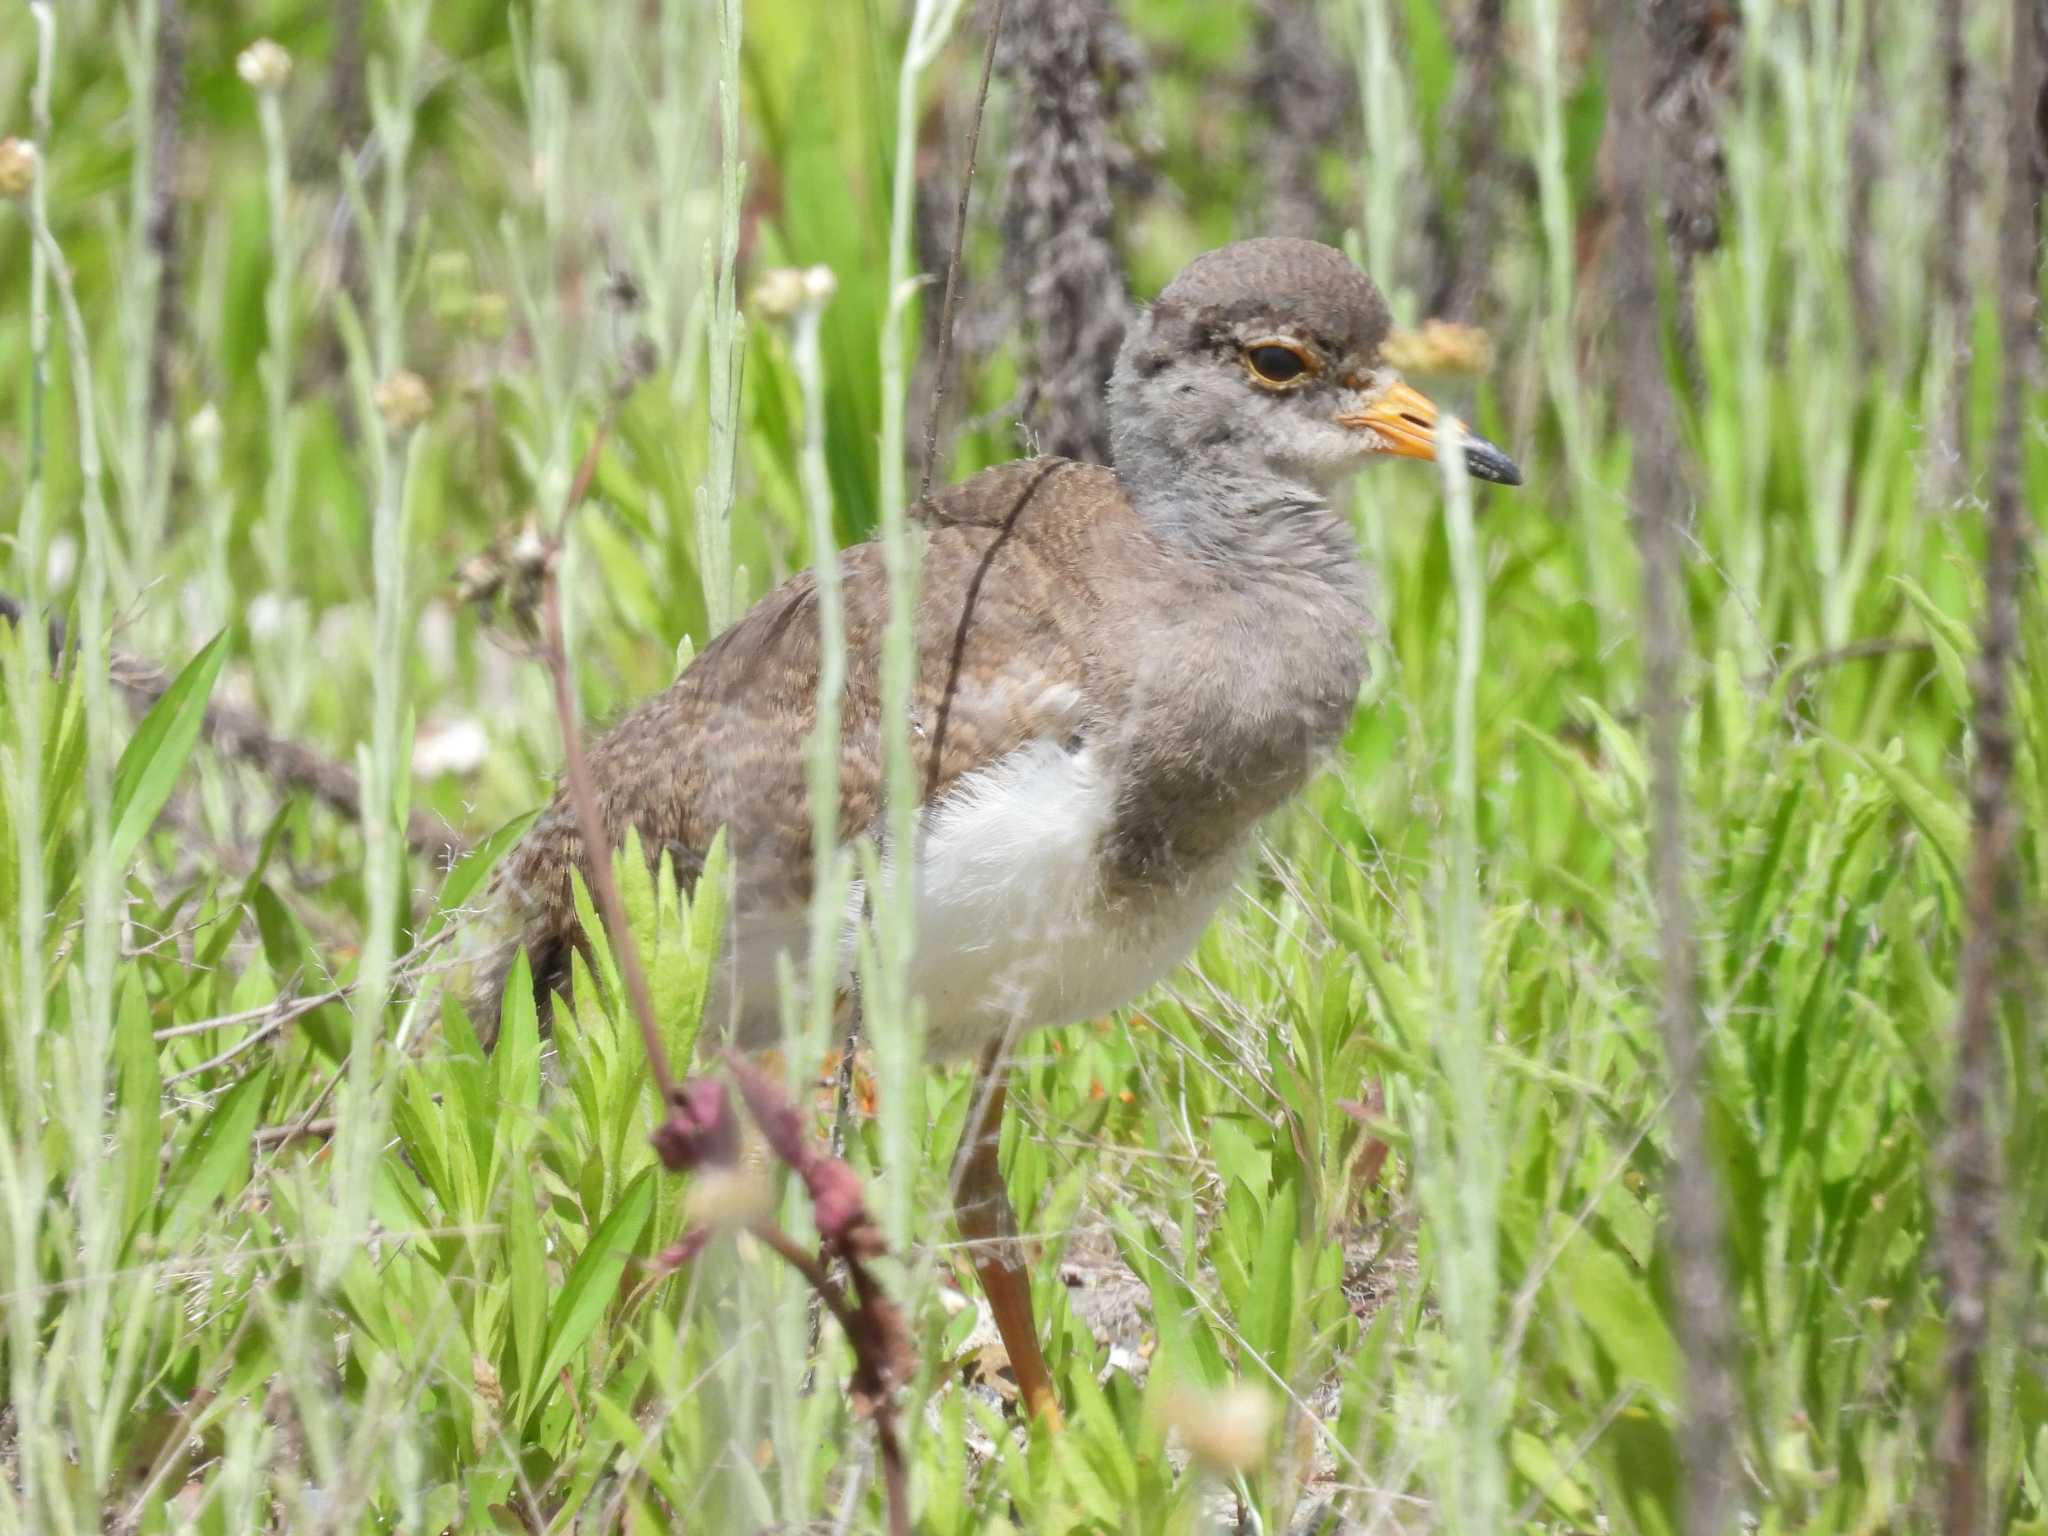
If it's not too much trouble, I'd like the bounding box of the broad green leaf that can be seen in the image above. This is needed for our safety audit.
[506,1161,549,1414]
[110,629,230,868]
[114,972,161,1242]
[1853,743,1966,905]
[1558,1238,1680,1405]
[153,1066,271,1250]
[1241,1189,1297,1371]
[532,1169,656,1410]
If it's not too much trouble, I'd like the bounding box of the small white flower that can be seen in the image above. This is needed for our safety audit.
[411,718,490,779]
[801,264,838,305]
[245,591,290,640]
[44,533,76,593]
[186,403,222,453]
[236,39,293,93]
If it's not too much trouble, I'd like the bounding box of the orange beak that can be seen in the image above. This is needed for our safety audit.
[1335,379,1523,486]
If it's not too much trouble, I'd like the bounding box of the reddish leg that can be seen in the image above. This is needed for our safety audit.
[953,1041,1064,1430]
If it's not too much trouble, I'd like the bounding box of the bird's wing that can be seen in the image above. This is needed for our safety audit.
[488,457,1136,1001]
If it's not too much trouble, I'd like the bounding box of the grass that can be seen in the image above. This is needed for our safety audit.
[1,0,2044,1530]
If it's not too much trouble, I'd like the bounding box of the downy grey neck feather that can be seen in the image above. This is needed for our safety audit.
[1100,405,1372,896]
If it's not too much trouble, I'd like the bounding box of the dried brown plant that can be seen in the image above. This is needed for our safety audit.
[1248,0,1356,245]
[1609,4,1743,1531]
[1936,1,2045,1529]
[996,0,1148,463]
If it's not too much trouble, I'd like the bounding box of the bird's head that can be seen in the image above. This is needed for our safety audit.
[1108,238,1520,511]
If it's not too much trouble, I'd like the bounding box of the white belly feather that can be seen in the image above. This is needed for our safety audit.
[713,738,1244,1058]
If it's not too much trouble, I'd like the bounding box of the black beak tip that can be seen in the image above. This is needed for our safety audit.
[1463,438,1523,487]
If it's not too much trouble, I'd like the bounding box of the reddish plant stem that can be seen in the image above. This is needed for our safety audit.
[537,413,912,1536]
[747,1219,909,1536]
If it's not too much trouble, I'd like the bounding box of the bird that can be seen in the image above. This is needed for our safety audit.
[479,237,1520,1429]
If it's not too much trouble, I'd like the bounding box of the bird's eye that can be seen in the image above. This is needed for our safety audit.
[1245,342,1311,385]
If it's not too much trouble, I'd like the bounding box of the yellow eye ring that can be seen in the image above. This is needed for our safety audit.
[1243,340,1316,387]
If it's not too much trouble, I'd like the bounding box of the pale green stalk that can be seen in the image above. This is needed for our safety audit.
[695,0,746,634]
[795,291,850,1085]
[1527,0,1605,657]
[873,0,964,1258]
[14,5,123,1516]
[31,171,123,1523]
[253,77,299,598]
[328,0,429,1293]
[114,0,167,591]
[1716,0,1774,626]
[774,286,845,1515]
[1354,0,1412,317]
[1419,419,1506,1531]
[505,2,580,687]
[653,0,709,406]
[0,10,58,1521]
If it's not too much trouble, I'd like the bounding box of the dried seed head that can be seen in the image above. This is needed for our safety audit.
[0,138,39,201]
[236,38,293,93]
[1382,319,1496,377]
[1158,1382,1277,1473]
[374,369,433,434]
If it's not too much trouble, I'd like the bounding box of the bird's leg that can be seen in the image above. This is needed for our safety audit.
[953,1039,1064,1430]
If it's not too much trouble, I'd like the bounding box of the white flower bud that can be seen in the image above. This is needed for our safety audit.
[236,39,293,93]
[0,138,38,200]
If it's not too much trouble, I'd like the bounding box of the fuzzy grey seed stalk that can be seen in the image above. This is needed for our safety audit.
[1646,0,1734,392]
[1610,9,1743,1533]
[1249,0,1353,244]
[997,0,1143,463]
[1936,2,2044,1528]
[1431,0,1508,319]
[696,0,747,635]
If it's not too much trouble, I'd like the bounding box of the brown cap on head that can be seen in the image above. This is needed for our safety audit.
[1143,238,1393,371]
